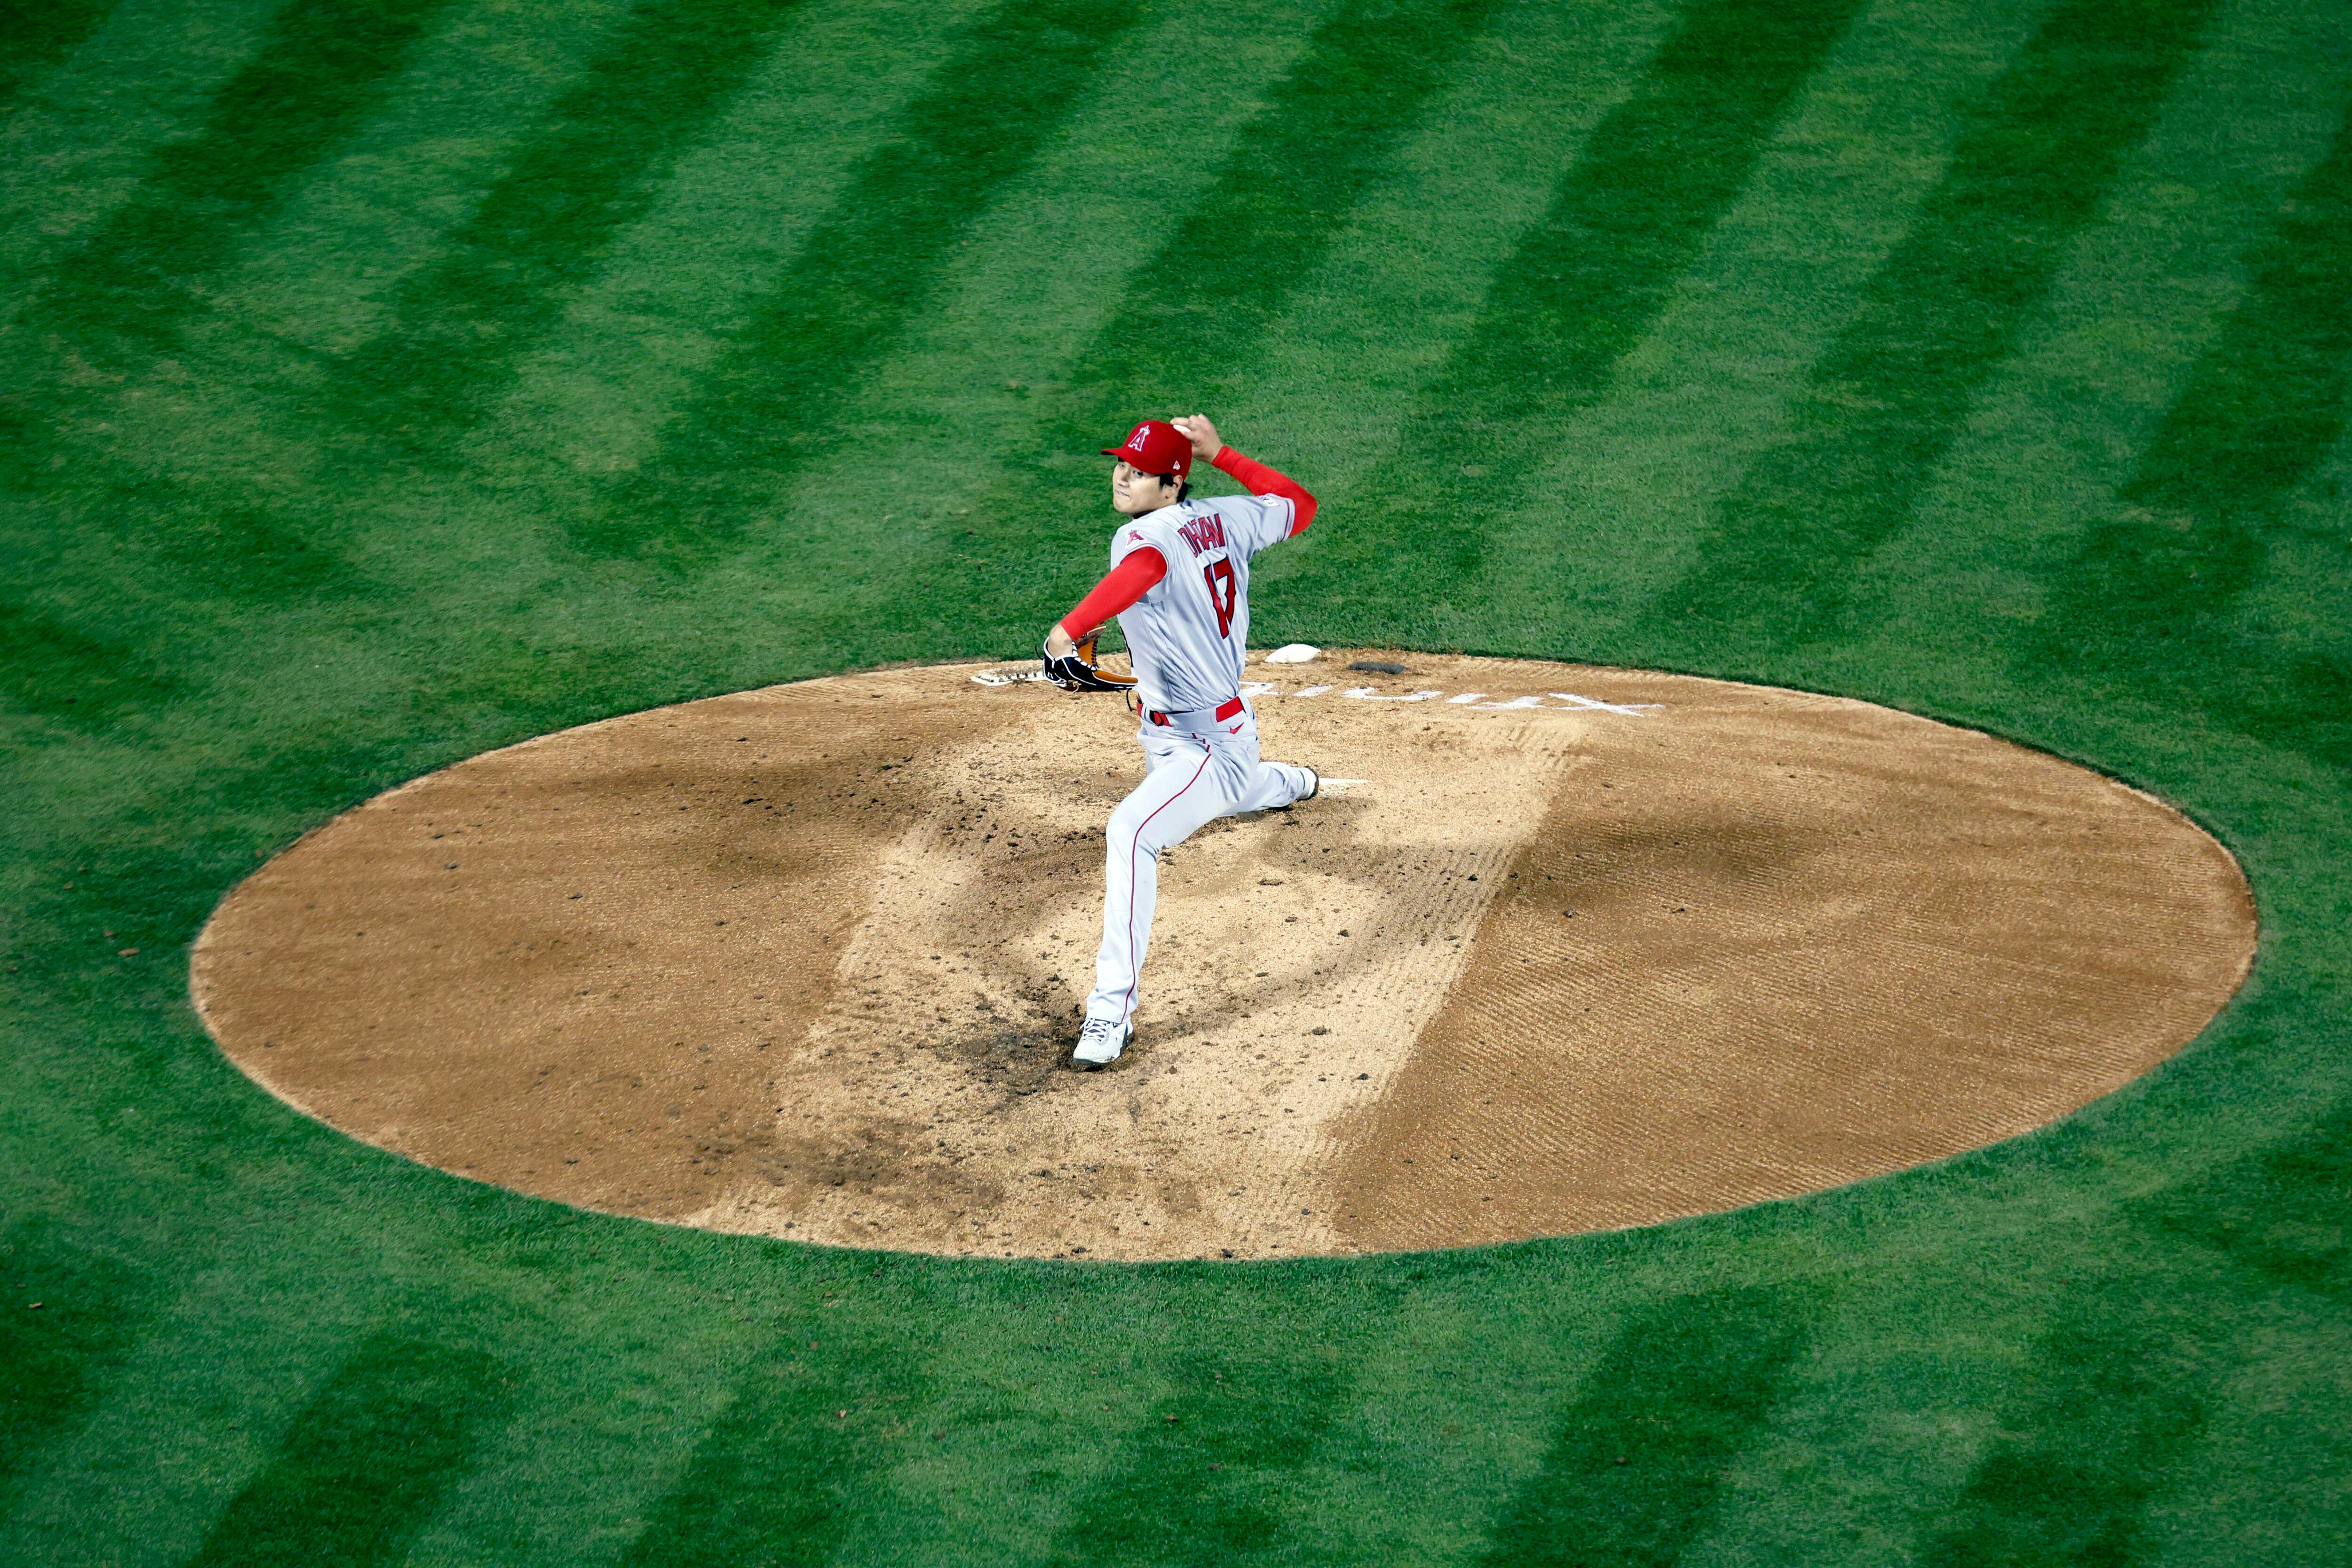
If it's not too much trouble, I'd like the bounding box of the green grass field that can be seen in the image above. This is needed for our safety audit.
[3,0,2349,1560]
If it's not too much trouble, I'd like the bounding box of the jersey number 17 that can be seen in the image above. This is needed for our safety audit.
[1203,559,1238,638]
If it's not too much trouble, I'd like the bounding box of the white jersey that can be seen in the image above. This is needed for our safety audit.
[1110,491,1298,713]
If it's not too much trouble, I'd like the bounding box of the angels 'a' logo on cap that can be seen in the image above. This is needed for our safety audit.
[1101,419,1192,478]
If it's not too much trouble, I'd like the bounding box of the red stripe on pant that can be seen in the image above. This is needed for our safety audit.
[1114,748,1212,1024]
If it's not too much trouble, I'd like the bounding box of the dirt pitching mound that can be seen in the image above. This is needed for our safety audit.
[192,654,2254,1260]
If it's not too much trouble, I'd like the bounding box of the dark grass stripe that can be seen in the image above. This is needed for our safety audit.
[2024,109,2352,770]
[615,1326,926,1567]
[327,0,805,453]
[184,1334,518,1568]
[1059,0,1507,423]
[2124,118,2352,528]
[1919,1281,2214,1568]
[19,824,297,1008]
[876,0,1512,646]
[0,407,370,613]
[1299,0,1865,609]
[1919,1093,2352,1568]
[0,1216,153,1488]
[1657,0,2223,650]
[564,0,1148,564]
[0,448,369,632]
[2140,1095,2352,1306]
[0,595,178,725]
[0,0,450,621]
[1046,1304,1360,1567]
[2220,648,2352,777]
[1475,1285,1812,1568]
[34,0,457,363]
[0,0,116,107]
[947,0,1508,589]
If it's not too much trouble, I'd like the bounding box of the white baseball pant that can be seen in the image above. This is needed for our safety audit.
[1084,703,1315,1030]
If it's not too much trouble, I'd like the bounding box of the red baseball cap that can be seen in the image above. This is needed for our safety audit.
[1101,420,1193,479]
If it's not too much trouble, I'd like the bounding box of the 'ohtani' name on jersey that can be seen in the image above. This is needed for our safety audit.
[1175,514,1227,557]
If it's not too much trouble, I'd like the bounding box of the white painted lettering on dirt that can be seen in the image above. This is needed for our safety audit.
[1550,692,1661,716]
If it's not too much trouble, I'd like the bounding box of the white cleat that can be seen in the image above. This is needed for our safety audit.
[1073,1017,1131,1069]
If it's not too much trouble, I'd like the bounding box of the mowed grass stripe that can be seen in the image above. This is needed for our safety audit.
[0,0,471,642]
[1,1230,502,1568]
[0,1216,154,1494]
[954,0,1514,572]
[1425,0,2049,654]
[1474,1285,1816,1567]
[2028,109,2352,771]
[815,1274,1238,1565]
[2129,1096,2352,1557]
[787,0,1662,667]
[563,0,1152,564]
[3,7,979,756]
[326,0,807,454]
[0,0,115,108]
[182,1335,519,1568]
[33,0,459,366]
[2161,1303,2352,1561]
[1061,0,1508,419]
[1150,1258,1626,1567]
[214,0,644,360]
[1048,1283,1367,1567]
[0,597,178,727]
[0,0,277,294]
[474,0,1001,486]
[1820,0,2352,700]
[0,2,628,645]
[0,384,372,661]
[1422,0,1867,433]
[0,0,987,695]
[1658,0,2223,652]
[1288,0,1867,630]
[2145,1093,2352,1307]
[907,0,1524,656]
[1170,0,1675,536]
[1916,1276,2218,1565]
[667,0,1343,661]
[614,1319,928,1567]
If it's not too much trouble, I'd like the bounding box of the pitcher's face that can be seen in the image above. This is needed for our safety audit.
[1111,460,1180,517]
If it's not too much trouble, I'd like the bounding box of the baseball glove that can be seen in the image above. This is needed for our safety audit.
[1042,629,1138,692]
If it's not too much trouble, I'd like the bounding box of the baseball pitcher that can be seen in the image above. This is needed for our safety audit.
[1043,415,1321,1068]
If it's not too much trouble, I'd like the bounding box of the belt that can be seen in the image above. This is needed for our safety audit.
[1148,696,1245,728]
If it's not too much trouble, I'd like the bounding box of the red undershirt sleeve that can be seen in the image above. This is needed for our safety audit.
[1212,446,1319,534]
[1058,546,1167,639]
